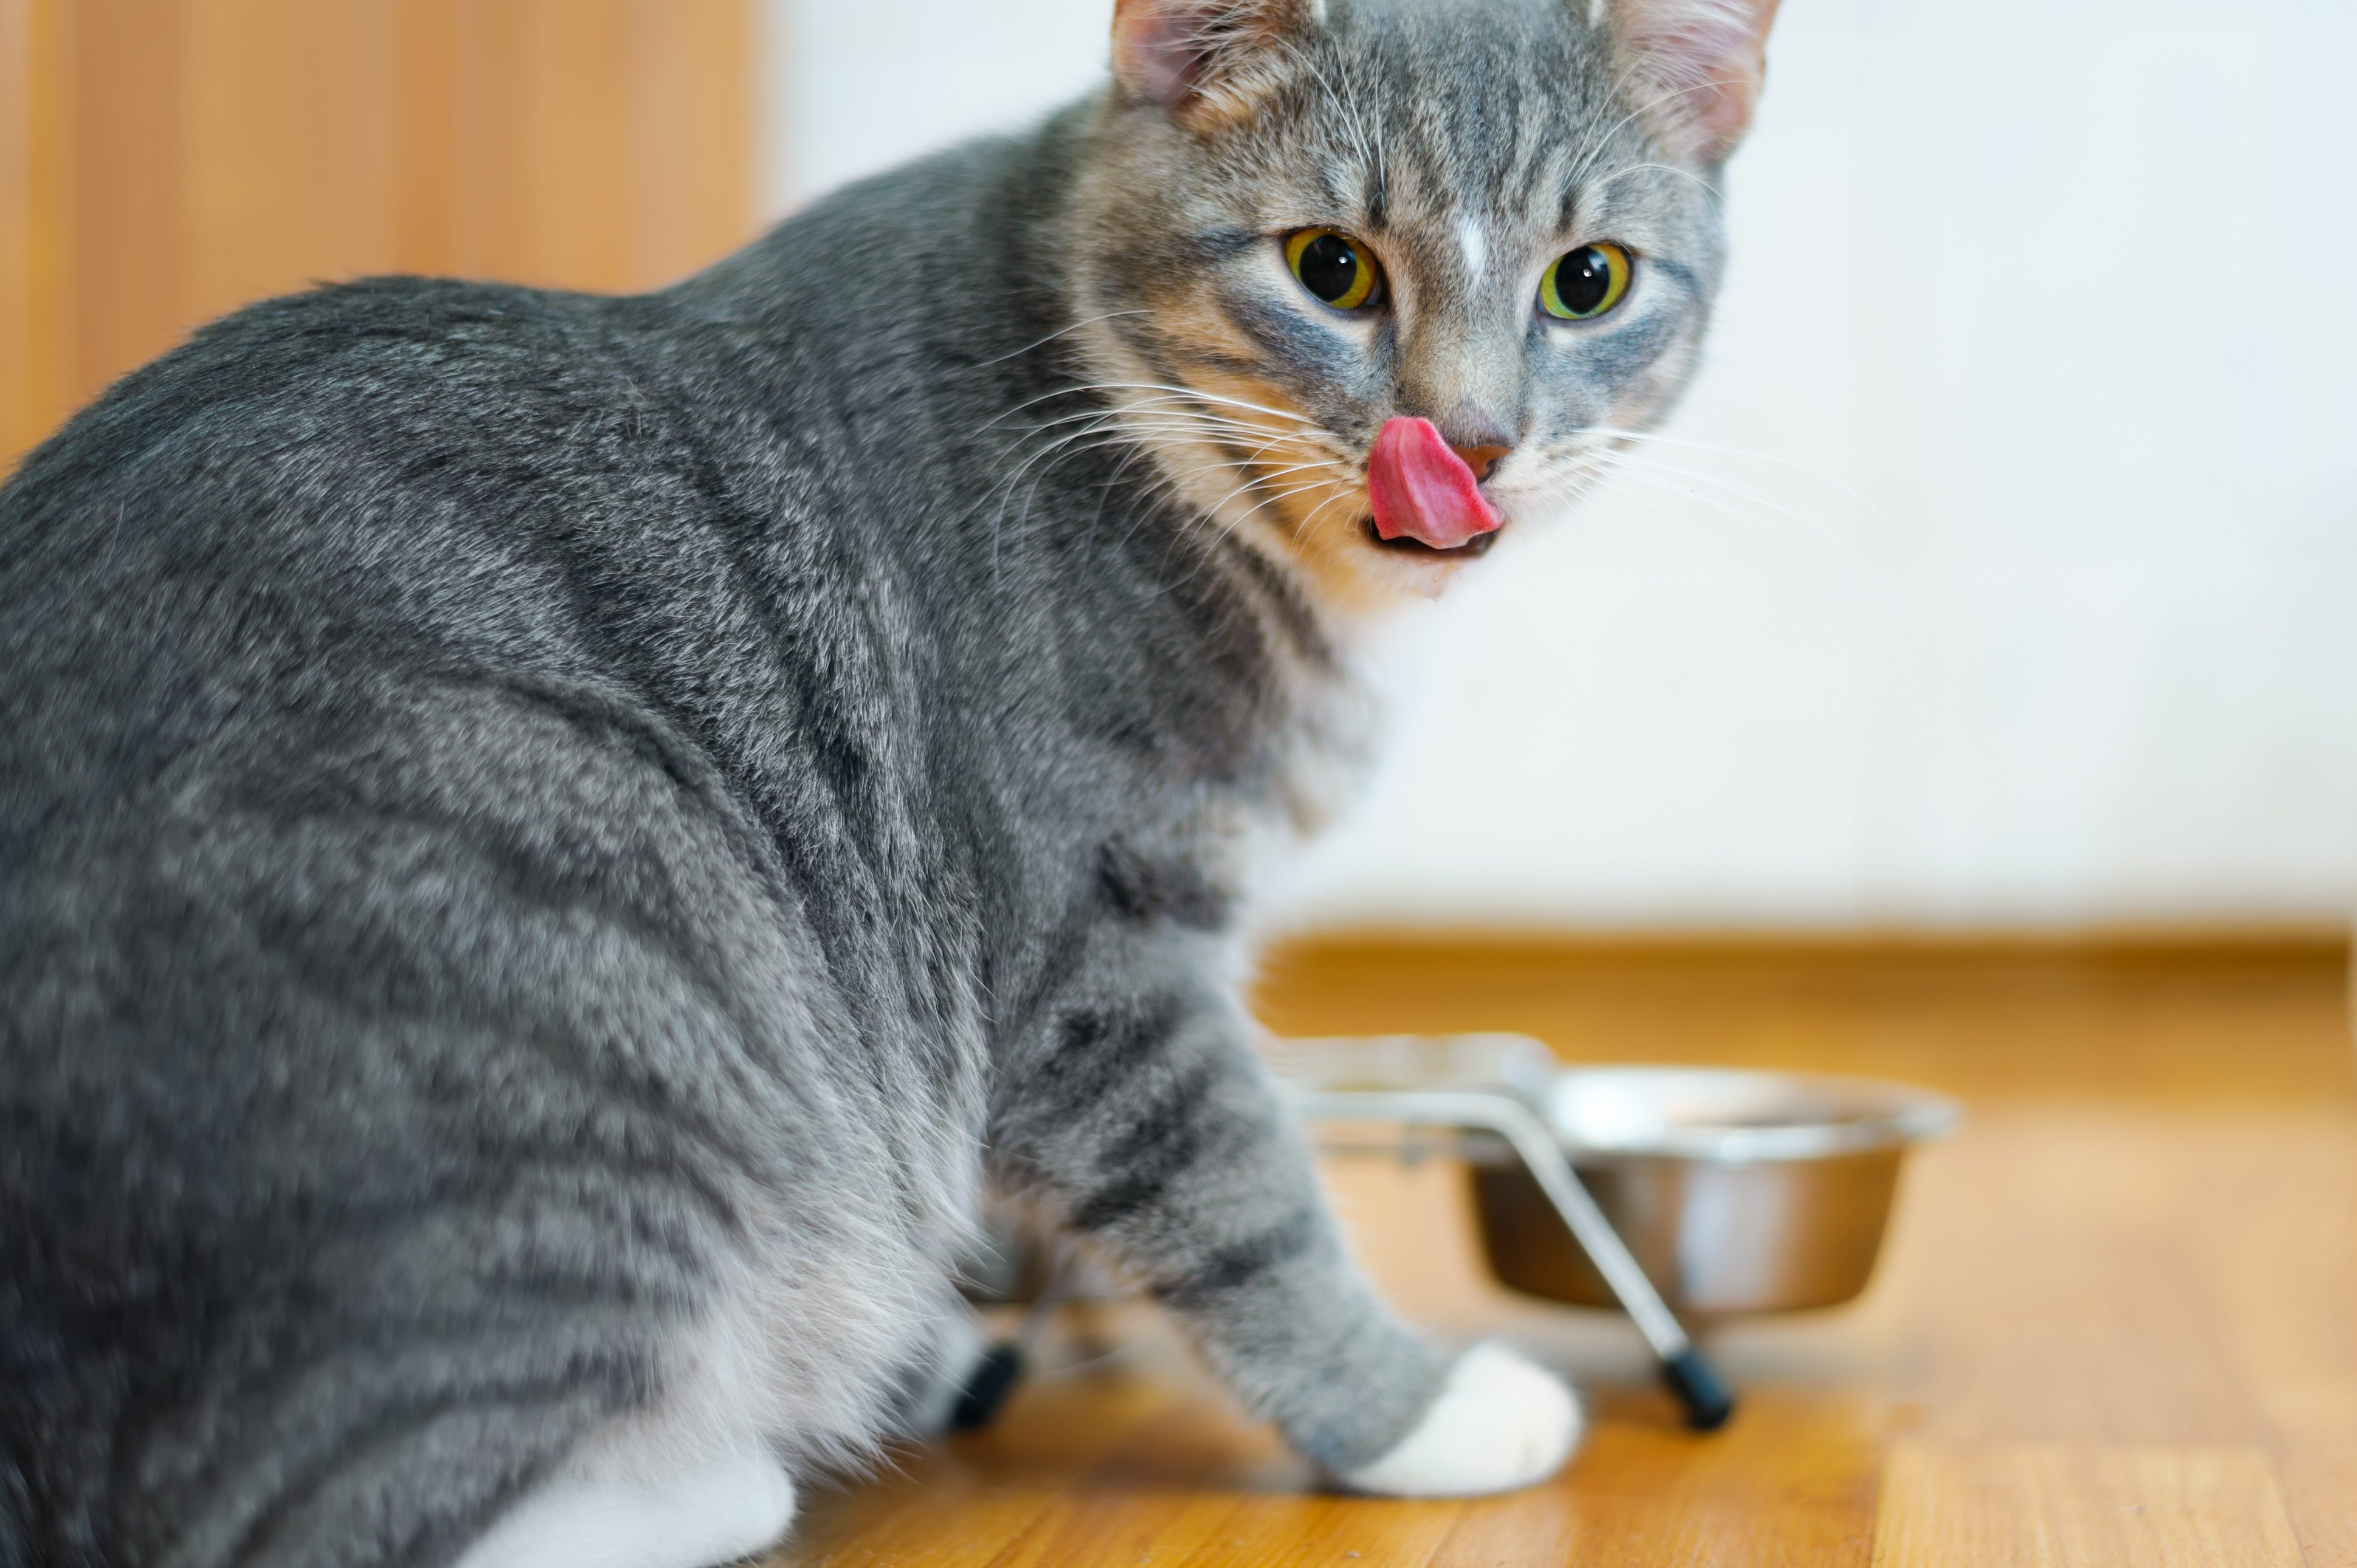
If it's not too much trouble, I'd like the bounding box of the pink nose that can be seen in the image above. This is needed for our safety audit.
[1367,417,1505,551]
[1454,444,1511,483]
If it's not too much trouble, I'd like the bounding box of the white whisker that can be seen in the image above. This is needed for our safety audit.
[973,309,1151,369]
[1574,426,1913,545]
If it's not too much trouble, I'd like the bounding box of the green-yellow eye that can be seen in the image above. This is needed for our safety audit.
[1541,242,1633,320]
[1286,228,1381,311]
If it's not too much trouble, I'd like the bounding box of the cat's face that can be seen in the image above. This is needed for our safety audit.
[1067,0,1777,613]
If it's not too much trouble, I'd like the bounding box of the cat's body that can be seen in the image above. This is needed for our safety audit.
[0,2,1777,1564]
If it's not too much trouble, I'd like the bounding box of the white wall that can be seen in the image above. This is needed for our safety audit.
[770,0,2357,929]
[767,0,1113,211]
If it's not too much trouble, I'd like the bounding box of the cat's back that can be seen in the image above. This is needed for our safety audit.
[2,269,744,796]
[0,137,1060,1104]
[0,123,1075,850]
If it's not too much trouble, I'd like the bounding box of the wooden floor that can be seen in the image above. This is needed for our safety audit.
[771,933,2357,1567]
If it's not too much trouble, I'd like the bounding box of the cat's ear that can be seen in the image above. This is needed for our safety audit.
[1111,0,1318,128]
[1607,0,1782,164]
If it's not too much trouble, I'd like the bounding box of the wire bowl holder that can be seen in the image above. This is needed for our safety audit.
[1265,1033,1961,1432]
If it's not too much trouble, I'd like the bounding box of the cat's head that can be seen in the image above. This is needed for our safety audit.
[1063,0,1779,612]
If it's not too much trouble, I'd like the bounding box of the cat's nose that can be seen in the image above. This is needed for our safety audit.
[1452,444,1511,483]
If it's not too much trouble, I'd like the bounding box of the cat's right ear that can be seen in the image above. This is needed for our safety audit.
[1111,0,1317,128]
[1607,0,1782,165]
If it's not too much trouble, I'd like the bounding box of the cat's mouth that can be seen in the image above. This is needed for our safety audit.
[1362,418,1505,559]
[1362,515,1500,559]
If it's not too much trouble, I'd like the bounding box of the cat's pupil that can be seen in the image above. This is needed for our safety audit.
[1556,247,1612,314]
[1297,233,1364,304]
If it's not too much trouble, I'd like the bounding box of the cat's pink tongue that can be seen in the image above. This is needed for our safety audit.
[1367,416,1502,551]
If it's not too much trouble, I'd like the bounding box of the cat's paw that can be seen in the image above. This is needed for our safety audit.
[1339,1343,1582,1497]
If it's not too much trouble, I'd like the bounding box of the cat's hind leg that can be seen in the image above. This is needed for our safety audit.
[452,1436,796,1568]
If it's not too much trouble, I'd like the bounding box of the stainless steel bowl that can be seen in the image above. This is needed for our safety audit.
[1468,1066,1959,1316]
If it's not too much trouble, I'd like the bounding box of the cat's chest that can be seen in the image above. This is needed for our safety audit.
[1184,652,1390,929]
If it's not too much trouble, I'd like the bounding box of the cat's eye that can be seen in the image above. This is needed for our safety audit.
[1540,242,1633,320]
[1285,228,1382,311]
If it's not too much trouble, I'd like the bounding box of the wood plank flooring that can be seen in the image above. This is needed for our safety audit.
[769,933,2357,1567]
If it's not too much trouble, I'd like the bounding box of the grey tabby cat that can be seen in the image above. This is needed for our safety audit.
[0,0,1778,1562]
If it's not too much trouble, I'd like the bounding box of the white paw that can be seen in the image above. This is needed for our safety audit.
[1339,1343,1582,1498]
[455,1445,798,1568]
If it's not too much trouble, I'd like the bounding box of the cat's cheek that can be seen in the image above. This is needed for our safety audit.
[1336,1343,1583,1496]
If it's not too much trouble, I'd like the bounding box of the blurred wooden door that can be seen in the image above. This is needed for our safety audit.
[0,0,759,474]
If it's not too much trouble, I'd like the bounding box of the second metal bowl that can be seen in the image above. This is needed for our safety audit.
[1469,1065,1959,1315]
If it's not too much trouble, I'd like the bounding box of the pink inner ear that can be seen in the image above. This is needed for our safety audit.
[1113,0,1310,115]
[1113,5,1209,108]
[1616,0,1780,159]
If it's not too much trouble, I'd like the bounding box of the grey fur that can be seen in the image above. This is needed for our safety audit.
[0,1,1750,1563]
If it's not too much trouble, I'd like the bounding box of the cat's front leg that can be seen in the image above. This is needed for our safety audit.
[993,951,1579,1494]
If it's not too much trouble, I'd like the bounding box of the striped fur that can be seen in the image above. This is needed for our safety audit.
[0,1,1769,1562]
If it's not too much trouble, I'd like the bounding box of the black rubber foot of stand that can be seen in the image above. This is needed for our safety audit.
[1661,1347,1736,1431]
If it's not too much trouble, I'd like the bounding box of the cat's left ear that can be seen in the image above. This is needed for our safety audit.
[1607,0,1782,164]
[1111,0,1319,128]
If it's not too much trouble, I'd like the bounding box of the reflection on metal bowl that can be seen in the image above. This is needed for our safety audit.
[1467,1067,1959,1316]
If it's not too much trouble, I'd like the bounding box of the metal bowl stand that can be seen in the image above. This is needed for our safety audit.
[1283,1085,1734,1431]
[951,1084,1736,1436]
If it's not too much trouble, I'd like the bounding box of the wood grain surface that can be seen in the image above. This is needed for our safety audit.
[1871,1443,2304,1568]
[771,933,2356,1567]
[0,0,757,475]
